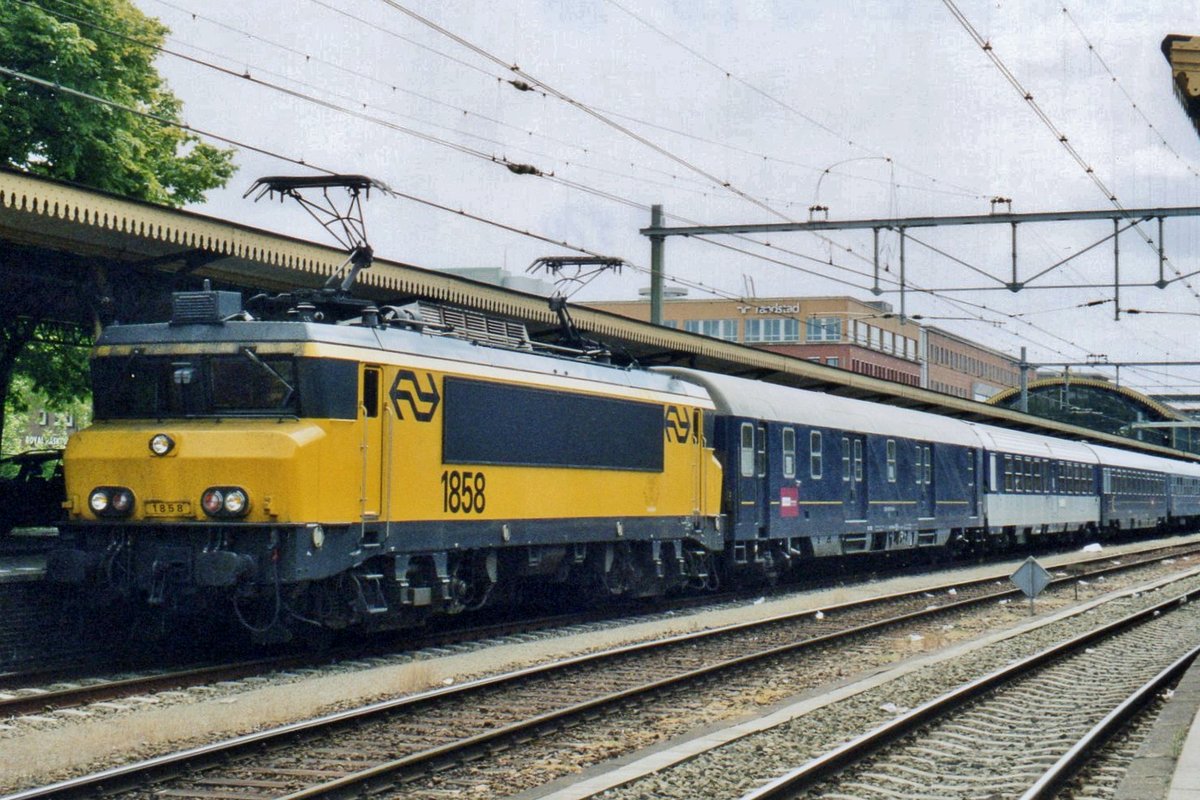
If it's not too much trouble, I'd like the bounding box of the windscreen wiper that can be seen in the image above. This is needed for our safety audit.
[240,347,296,408]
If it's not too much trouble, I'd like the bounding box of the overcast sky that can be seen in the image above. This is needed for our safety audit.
[129,0,1200,394]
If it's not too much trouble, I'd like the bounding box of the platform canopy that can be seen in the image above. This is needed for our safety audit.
[1163,35,1200,139]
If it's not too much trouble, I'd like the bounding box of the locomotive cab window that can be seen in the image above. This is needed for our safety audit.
[92,352,304,418]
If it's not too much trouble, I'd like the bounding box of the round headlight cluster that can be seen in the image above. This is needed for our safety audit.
[148,433,175,456]
[201,487,250,518]
[89,487,135,518]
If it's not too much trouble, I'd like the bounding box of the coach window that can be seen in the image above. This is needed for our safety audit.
[782,428,796,479]
[810,431,823,479]
[923,446,932,485]
[1004,455,1013,492]
[1014,457,1023,493]
[740,423,755,477]
[886,439,897,483]
[842,437,850,482]
[915,445,923,485]
[854,439,863,482]
[756,425,767,478]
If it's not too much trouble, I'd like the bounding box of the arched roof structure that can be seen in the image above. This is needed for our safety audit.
[989,377,1200,454]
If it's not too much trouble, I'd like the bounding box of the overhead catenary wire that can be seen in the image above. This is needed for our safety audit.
[49,0,824,215]
[11,0,1190,388]
[374,0,801,224]
[940,0,1200,307]
[1059,3,1200,181]
[0,68,1167,389]
[0,66,629,261]
[86,1,977,303]
[599,0,990,201]
[140,0,1143,344]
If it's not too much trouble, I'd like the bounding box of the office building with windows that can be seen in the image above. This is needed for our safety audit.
[923,326,1022,400]
[585,295,1022,398]
[586,295,923,385]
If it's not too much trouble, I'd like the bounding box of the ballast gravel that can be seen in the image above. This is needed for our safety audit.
[590,572,1200,800]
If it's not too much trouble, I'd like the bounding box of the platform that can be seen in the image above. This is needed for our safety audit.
[1117,651,1200,800]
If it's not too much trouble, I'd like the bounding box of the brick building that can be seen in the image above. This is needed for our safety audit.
[585,295,1021,398]
[923,326,1023,400]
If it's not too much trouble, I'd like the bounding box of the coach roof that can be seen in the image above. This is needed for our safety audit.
[659,367,981,447]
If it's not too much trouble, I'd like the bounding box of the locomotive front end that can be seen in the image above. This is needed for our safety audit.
[46,288,368,632]
[55,414,331,603]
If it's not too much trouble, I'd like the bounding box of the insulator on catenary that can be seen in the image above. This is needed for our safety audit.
[505,162,543,176]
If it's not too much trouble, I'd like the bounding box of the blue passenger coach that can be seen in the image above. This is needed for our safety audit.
[657,367,1200,575]
[658,369,983,572]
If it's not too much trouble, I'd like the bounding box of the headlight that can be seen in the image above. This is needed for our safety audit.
[148,433,175,456]
[111,489,133,513]
[90,487,134,518]
[89,489,109,514]
[201,489,224,515]
[223,489,247,515]
[201,487,249,518]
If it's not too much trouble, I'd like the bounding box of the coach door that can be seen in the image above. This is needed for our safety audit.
[916,443,934,519]
[361,365,385,520]
[844,434,867,521]
[966,448,979,517]
[736,422,767,533]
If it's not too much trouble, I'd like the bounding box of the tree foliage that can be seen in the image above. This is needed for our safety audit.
[0,0,238,449]
[0,0,236,206]
[2,371,92,456]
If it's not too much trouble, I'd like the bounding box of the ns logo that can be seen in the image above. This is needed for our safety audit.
[390,370,440,422]
[663,405,696,444]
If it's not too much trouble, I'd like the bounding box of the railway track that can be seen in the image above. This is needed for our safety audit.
[5,543,1200,799]
[740,590,1200,800]
[2,540,1195,724]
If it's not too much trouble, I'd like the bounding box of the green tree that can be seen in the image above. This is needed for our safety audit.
[0,0,237,447]
[0,0,236,204]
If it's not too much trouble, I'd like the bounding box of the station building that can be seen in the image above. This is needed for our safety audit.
[584,295,1022,399]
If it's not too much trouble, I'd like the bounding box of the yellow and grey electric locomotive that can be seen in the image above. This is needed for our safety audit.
[47,285,723,638]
